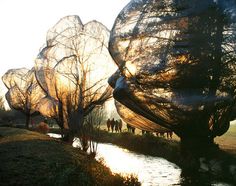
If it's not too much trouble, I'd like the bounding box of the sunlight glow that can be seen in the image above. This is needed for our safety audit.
[125,61,137,77]
[97,144,141,175]
[0,0,130,102]
[96,143,181,186]
[47,134,181,186]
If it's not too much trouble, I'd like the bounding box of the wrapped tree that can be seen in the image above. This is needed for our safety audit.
[2,68,46,128]
[115,100,170,133]
[35,15,116,142]
[109,0,236,148]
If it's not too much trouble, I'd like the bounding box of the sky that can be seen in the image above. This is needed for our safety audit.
[0,0,130,98]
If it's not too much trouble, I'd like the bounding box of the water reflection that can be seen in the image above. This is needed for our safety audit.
[96,143,181,186]
[48,133,181,185]
[48,133,233,186]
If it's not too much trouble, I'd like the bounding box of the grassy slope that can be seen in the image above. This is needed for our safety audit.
[0,127,139,186]
[215,123,236,154]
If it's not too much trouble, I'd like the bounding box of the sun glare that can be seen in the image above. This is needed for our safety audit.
[95,143,181,185]
[125,61,137,77]
[96,144,141,175]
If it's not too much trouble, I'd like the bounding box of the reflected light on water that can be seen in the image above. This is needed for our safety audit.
[48,134,181,185]
[48,133,61,138]
[96,143,181,186]
[96,144,141,175]
[48,134,233,186]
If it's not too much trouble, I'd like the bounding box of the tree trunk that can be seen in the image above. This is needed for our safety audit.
[25,114,30,129]
[62,129,75,145]
[179,134,218,172]
[63,109,84,145]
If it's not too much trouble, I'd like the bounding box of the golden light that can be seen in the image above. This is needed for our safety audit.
[96,144,141,175]
[125,61,137,77]
[176,54,191,64]
[55,73,76,93]
[95,143,181,185]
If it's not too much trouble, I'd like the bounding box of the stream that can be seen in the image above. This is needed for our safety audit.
[48,133,233,186]
[95,143,181,186]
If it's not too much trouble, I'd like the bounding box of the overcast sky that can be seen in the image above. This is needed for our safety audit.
[0,0,130,97]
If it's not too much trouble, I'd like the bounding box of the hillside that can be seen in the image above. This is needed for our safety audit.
[0,127,140,186]
[215,122,236,154]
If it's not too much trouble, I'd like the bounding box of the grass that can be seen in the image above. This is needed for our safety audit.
[94,130,236,184]
[96,131,182,166]
[5,124,235,185]
[215,123,236,154]
[0,127,140,186]
[49,125,236,167]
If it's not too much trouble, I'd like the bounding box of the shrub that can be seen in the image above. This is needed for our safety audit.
[36,122,49,134]
[123,174,141,186]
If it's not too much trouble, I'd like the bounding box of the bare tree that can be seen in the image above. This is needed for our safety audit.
[108,0,236,149]
[2,68,46,128]
[35,16,116,143]
[79,106,106,157]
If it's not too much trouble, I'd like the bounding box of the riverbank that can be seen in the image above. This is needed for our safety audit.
[0,127,140,186]
[95,130,236,184]
[96,131,182,166]
[42,126,236,184]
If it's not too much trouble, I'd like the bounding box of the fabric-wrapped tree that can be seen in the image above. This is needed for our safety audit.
[35,15,117,141]
[109,0,236,146]
[2,68,46,128]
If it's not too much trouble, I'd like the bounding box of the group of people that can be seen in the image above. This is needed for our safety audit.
[156,131,173,139]
[106,118,123,133]
[106,119,173,139]
[126,123,135,134]
[142,130,173,139]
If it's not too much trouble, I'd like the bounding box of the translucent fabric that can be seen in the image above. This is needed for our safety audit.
[115,100,170,132]
[109,0,236,138]
[35,15,117,129]
[2,68,46,114]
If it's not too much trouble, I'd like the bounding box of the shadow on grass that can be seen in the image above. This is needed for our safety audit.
[0,127,140,186]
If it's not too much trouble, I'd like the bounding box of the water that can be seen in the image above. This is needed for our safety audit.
[95,143,181,186]
[48,133,232,186]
